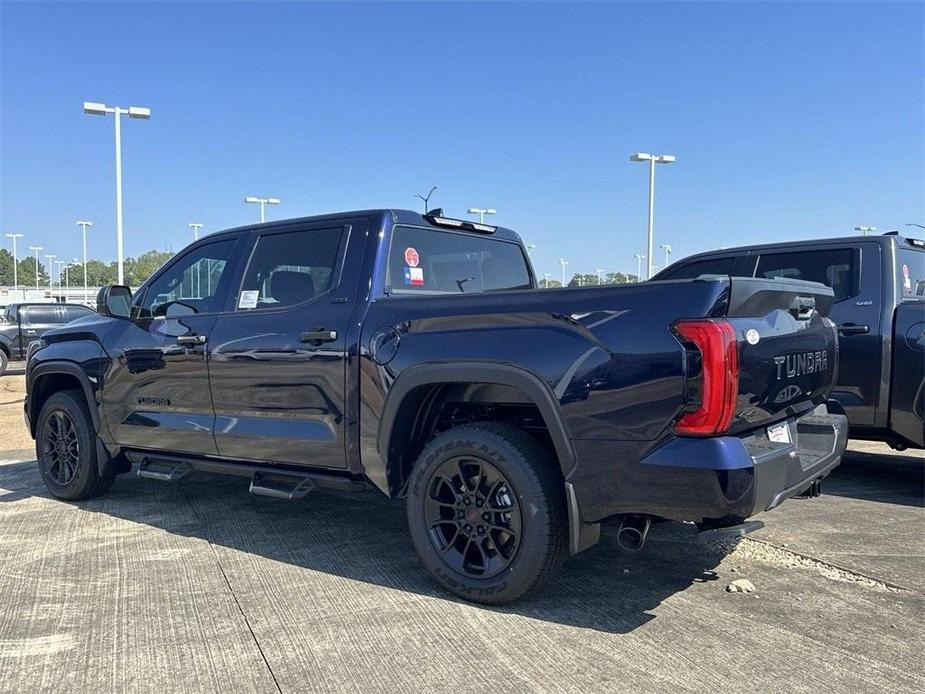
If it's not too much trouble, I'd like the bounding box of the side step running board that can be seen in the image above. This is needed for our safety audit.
[138,459,192,482]
[126,450,368,498]
[249,471,316,500]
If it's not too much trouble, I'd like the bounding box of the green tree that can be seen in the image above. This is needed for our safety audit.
[0,249,13,285]
[125,250,173,286]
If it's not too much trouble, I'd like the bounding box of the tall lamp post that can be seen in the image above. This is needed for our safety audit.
[596,268,604,285]
[634,254,646,282]
[190,223,203,296]
[5,233,23,299]
[76,221,92,303]
[54,261,65,297]
[29,246,43,292]
[83,101,151,285]
[544,273,551,288]
[630,152,676,279]
[244,197,280,223]
[854,226,877,236]
[660,243,672,271]
[44,254,56,292]
[467,207,496,224]
[559,258,569,286]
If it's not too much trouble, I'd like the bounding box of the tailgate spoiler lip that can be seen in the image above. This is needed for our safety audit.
[723,277,835,318]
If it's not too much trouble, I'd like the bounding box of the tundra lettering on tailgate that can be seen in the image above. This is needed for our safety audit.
[774,351,828,379]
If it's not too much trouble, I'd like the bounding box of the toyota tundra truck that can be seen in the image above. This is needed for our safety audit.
[24,209,847,604]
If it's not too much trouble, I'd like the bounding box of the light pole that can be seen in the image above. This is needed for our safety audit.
[854,226,877,236]
[29,246,43,292]
[544,273,551,288]
[660,243,672,270]
[44,254,56,292]
[559,258,569,286]
[415,186,438,214]
[244,197,280,223]
[467,207,496,224]
[83,101,150,285]
[906,223,925,230]
[54,261,65,296]
[630,152,676,279]
[189,222,203,240]
[596,268,604,285]
[5,233,23,299]
[76,221,92,303]
[634,254,646,281]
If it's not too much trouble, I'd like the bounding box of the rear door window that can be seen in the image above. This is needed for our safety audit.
[755,249,857,301]
[236,226,347,311]
[387,226,531,293]
[898,249,925,297]
[22,306,61,324]
[61,305,92,322]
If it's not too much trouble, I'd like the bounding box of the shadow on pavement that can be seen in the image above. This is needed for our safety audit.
[824,450,925,508]
[0,459,724,634]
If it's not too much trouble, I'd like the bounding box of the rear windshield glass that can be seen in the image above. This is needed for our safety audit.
[387,226,532,293]
[899,248,925,298]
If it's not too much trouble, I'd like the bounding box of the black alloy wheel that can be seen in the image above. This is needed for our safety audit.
[424,456,522,579]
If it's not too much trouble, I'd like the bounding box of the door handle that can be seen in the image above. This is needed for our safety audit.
[177,334,207,346]
[838,323,870,336]
[299,329,338,344]
[25,330,36,335]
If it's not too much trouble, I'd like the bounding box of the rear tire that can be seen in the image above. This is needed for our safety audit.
[36,390,108,500]
[0,349,7,376]
[406,423,567,605]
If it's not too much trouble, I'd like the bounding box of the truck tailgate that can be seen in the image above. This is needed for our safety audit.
[725,277,838,433]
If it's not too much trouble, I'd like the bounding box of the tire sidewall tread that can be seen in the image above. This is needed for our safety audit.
[36,389,102,500]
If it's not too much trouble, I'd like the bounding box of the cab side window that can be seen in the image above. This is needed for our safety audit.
[139,239,237,318]
[235,227,346,311]
[755,249,856,301]
[22,306,61,324]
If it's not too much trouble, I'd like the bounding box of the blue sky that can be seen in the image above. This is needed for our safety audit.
[1,1,923,279]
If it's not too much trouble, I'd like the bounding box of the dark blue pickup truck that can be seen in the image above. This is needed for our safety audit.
[24,209,847,603]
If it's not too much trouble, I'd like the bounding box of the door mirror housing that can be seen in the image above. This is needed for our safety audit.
[97,285,133,319]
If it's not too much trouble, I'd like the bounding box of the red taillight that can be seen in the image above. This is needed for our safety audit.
[673,319,739,436]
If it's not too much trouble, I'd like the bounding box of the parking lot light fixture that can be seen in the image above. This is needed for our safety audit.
[83,101,151,285]
[630,152,676,279]
[543,273,551,288]
[245,197,280,223]
[29,246,43,291]
[44,254,56,292]
[559,258,569,286]
[467,207,496,224]
[5,233,24,296]
[660,243,672,270]
[634,254,646,281]
[76,221,93,303]
[854,226,877,236]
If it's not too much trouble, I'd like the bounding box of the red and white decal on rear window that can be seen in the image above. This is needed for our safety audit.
[404,247,420,268]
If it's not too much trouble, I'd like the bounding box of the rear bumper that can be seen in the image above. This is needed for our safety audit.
[569,405,848,525]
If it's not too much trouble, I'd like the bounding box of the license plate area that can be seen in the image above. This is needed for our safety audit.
[767,422,792,445]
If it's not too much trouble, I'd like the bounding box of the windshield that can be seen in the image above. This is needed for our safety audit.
[387,225,532,294]
[898,248,925,298]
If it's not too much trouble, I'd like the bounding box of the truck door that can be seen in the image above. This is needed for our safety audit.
[101,237,241,456]
[208,219,367,469]
[752,243,882,427]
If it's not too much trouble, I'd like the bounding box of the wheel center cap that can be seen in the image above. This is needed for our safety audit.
[465,508,480,524]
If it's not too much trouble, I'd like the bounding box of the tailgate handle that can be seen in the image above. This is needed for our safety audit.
[789,296,816,320]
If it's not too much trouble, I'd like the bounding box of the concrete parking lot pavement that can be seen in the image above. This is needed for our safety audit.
[0,370,922,693]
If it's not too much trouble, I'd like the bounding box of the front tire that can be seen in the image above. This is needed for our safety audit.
[0,349,8,376]
[406,423,567,605]
[36,390,109,500]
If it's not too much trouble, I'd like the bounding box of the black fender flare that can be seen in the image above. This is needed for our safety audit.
[29,360,101,435]
[379,362,577,478]
[378,362,599,554]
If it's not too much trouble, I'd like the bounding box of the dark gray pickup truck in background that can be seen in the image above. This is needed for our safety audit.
[655,232,925,449]
[0,303,94,375]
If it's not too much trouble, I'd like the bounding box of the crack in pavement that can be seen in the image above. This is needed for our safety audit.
[180,485,284,693]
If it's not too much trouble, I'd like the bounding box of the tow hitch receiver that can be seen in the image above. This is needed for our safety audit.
[797,479,823,498]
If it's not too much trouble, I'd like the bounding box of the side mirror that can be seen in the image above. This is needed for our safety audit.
[97,285,133,319]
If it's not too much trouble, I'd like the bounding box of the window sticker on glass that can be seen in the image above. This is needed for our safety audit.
[403,267,424,286]
[404,247,420,267]
[238,290,260,309]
